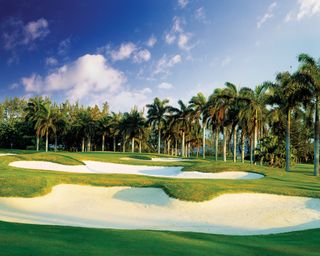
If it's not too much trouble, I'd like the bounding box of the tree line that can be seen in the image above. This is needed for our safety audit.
[0,53,319,175]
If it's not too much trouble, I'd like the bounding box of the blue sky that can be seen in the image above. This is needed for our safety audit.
[1,0,320,111]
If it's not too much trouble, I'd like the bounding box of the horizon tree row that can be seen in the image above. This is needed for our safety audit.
[0,53,319,175]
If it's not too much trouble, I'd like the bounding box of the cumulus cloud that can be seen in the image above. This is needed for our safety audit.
[158,82,173,90]
[133,49,151,63]
[109,42,151,63]
[286,0,320,22]
[2,17,49,50]
[146,35,157,47]
[195,7,209,24]
[21,54,126,102]
[45,57,58,66]
[257,2,277,29]
[20,53,154,111]
[178,0,188,8]
[154,54,182,75]
[165,17,193,51]
[110,42,137,61]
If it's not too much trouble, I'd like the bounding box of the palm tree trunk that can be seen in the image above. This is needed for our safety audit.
[123,140,126,152]
[285,109,291,172]
[139,140,142,153]
[131,137,135,153]
[215,129,219,161]
[45,130,49,152]
[102,134,105,151]
[254,110,258,165]
[250,136,253,164]
[87,136,91,152]
[82,137,85,152]
[202,124,206,159]
[241,130,245,163]
[223,127,227,162]
[36,135,39,151]
[314,97,320,176]
[113,137,116,152]
[233,126,237,162]
[167,139,171,155]
[182,131,185,157]
[158,128,161,154]
[175,139,178,156]
[54,135,57,152]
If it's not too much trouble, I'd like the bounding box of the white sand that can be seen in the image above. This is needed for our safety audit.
[0,184,319,235]
[0,153,16,157]
[9,160,263,179]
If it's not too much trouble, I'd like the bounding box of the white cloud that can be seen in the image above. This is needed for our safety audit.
[58,38,71,56]
[22,54,126,103]
[178,0,188,8]
[24,18,49,43]
[8,83,19,90]
[154,54,182,75]
[133,49,151,63]
[158,82,173,90]
[45,57,58,66]
[257,2,277,29]
[221,56,232,67]
[2,17,49,50]
[146,35,157,47]
[165,16,193,51]
[195,7,209,24]
[106,87,152,112]
[286,0,320,21]
[110,42,137,61]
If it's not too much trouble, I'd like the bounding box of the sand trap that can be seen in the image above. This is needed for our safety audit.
[9,160,263,180]
[0,184,319,235]
[0,153,16,157]
[120,157,190,162]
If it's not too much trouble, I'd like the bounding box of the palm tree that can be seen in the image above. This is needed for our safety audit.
[51,105,67,152]
[298,53,320,176]
[98,115,111,151]
[122,108,146,153]
[110,112,122,152]
[189,92,208,159]
[240,84,268,164]
[25,96,47,151]
[35,102,56,152]
[146,98,170,154]
[76,108,95,152]
[169,100,192,157]
[267,72,303,172]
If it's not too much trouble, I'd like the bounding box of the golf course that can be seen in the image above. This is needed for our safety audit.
[0,150,320,255]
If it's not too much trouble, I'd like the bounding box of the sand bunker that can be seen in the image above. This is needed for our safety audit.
[0,153,16,157]
[9,160,263,179]
[0,184,319,235]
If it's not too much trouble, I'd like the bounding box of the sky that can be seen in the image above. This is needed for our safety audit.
[1,0,320,112]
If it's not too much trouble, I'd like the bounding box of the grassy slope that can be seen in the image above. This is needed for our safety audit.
[1,221,319,256]
[0,151,320,255]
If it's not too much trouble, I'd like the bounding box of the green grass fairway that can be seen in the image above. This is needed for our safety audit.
[0,150,320,255]
[1,221,320,256]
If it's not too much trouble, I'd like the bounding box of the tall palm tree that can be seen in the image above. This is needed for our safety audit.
[298,53,320,176]
[98,115,111,151]
[169,100,192,157]
[25,96,47,151]
[35,102,56,152]
[267,72,303,172]
[110,112,122,152]
[189,92,208,158]
[146,98,170,154]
